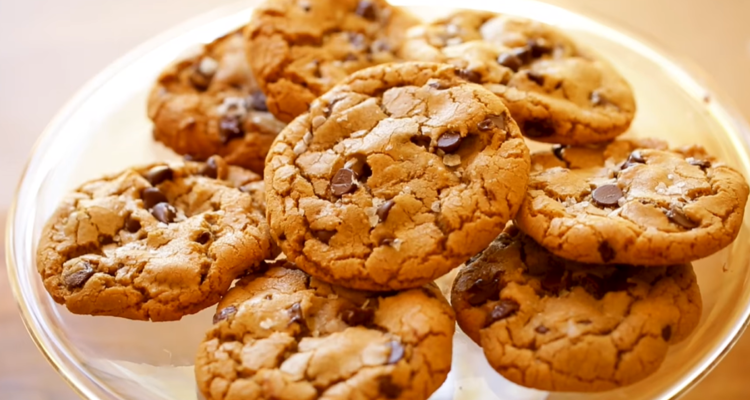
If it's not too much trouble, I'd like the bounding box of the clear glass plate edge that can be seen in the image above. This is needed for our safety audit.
[5,0,750,399]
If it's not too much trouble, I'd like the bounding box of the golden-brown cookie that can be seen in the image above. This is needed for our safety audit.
[148,29,286,174]
[246,0,419,122]
[400,11,636,145]
[515,138,749,265]
[451,226,702,392]
[36,156,275,321]
[264,62,530,291]
[196,261,455,400]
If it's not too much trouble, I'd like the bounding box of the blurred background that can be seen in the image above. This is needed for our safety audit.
[0,0,749,398]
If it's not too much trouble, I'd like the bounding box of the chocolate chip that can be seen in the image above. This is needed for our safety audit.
[189,62,213,91]
[196,231,212,245]
[466,276,500,306]
[577,274,606,299]
[379,237,394,246]
[428,80,450,90]
[201,156,219,179]
[497,52,523,72]
[341,307,374,326]
[456,68,482,83]
[592,184,623,207]
[598,241,616,263]
[410,135,431,150]
[523,119,555,138]
[436,132,462,153]
[142,187,168,209]
[527,71,545,86]
[662,325,672,342]
[314,230,336,244]
[607,267,633,292]
[219,116,244,144]
[552,145,566,161]
[377,200,395,222]
[688,158,711,169]
[478,115,506,131]
[331,168,357,196]
[248,90,268,112]
[288,302,304,325]
[63,261,95,289]
[370,40,391,53]
[528,38,553,58]
[348,32,367,50]
[124,215,141,233]
[621,150,645,170]
[151,202,177,224]
[213,306,237,324]
[487,299,520,325]
[378,376,402,399]
[145,166,173,186]
[541,268,568,293]
[666,205,698,229]
[535,325,549,334]
[355,0,377,20]
[387,340,404,364]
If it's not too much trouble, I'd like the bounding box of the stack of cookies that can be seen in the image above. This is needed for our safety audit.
[36,1,749,398]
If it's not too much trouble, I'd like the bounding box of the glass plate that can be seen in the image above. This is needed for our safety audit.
[6,0,750,399]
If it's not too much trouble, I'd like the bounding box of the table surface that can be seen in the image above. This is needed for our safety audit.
[1,0,749,398]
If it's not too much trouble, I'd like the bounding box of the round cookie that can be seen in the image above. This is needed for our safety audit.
[264,62,531,291]
[36,156,275,321]
[246,0,419,122]
[400,11,636,145]
[196,261,455,400]
[148,28,286,174]
[515,138,749,265]
[451,226,702,392]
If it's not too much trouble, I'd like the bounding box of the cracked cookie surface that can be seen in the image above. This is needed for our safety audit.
[246,0,419,123]
[264,62,530,291]
[451,226,702,392]
[148,29,286,174]
[196,261,455,400]
[400,11,636,145]
[515,138,749,265]
[36,156,275,321]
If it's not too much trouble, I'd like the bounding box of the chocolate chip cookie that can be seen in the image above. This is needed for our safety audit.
[401,11,636,145]
[452,226,702,392]
[36,156,275,321]
[246,0,419,122]
[148,28,286,174]
[515,138,749,265]
[264,62,531,291]
[196,261,455,400]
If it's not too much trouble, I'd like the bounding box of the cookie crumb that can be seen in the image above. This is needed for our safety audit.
[431,201,441,212]
[197,57,219,77]
[444,154,461,167]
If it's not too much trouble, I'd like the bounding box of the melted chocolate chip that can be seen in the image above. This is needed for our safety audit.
[387,340,404,364]
[341,307,375,326]
[145,166,173,186]
[219,116,244,144]
[288,303,304,325]
[124,215,141,233]
[592,184,623,207]
[201,156,219,179]
[436,132,462,153]
[378,376,402,399]
[688,158,711,169]
[213,306,237,324]
[314,230,336,244]
[666,205,698,229]
[527,71,545,86]
[577,274,606,300]
[248,90,268,112]
[528,38,553,58]
[487,299,520,325]
[478,115,506,131]
[355,0,377,20]
[196,231,212,245]
[662,325,672,342]
[497,52,523,72]
[523,119,555,138]
[151,202,177,224]
[410,135,432,150]
[456,68,481,83]
[142,187,168,209]
[552,145,566,161]
[377,199,395,222]
[189,62,213,91]
[331,168,357,196]
[607,268,633,292]
[63,261,95,289]
[598,241,616,263]
[535,325,550,334]
[466,276,500,306]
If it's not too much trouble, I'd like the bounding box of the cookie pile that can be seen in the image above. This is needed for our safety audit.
[35,1,749,398]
